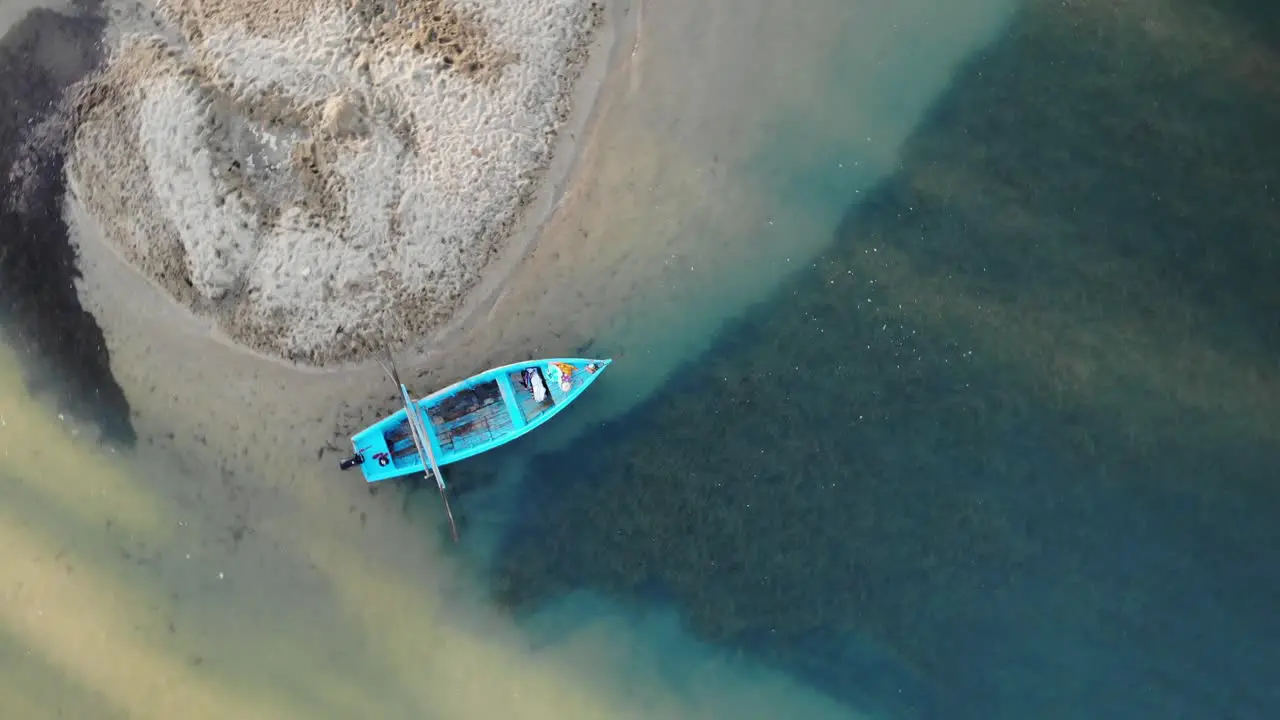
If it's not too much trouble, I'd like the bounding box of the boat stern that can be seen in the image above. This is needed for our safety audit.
[341,422,397,483]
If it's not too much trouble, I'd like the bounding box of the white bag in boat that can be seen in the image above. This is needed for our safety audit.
[530,370,548,402]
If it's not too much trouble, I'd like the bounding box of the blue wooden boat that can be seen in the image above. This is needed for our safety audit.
[338,353,612,540]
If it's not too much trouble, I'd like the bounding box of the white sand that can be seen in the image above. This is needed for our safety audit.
[66,0,604,365]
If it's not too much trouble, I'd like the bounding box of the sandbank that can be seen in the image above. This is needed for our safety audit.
[54,0,643,479]
[65,0,618,368]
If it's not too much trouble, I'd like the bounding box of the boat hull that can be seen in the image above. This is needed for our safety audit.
[346,358,611,483]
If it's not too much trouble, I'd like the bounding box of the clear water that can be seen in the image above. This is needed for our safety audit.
[5,0,1279,718]
[488,1,1280,719]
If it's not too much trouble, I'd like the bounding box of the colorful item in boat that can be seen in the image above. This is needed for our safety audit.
[547,362,576,392]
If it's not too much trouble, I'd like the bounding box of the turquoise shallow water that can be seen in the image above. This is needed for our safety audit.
[4,0,1279,717]
[480,1,1280,717]
[1,1,1011,717]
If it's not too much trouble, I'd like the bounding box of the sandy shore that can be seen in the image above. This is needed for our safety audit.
[66,0,610,367]
[58,0,644,477]
[62,0,1019,459]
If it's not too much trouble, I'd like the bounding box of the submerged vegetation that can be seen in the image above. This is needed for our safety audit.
[493,1,1280,716]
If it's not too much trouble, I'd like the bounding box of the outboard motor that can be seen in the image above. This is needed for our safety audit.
[338,453,364,471]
